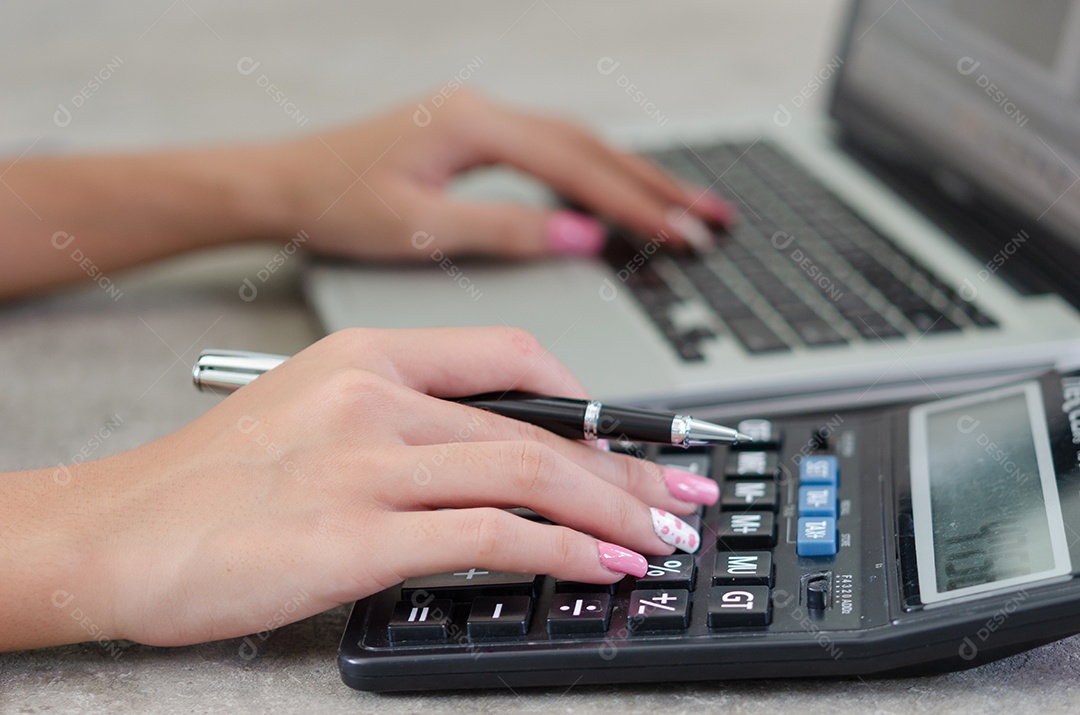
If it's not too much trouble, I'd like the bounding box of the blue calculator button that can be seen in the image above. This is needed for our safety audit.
[799,455,838,486]
[798,486,837,518]
[797,517,838,557]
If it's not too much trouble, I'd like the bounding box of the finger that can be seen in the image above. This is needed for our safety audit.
[390,399,715,512]
[385,439,706,532]
[471,110,716,249]
[389,508,656,583]
[308,326,590,400]
[410,196,605,258]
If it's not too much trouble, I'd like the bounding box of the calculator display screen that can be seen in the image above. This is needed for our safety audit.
[909,381,1071,605]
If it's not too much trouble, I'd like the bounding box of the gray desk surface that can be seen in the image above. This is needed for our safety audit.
[3,1,1080,712]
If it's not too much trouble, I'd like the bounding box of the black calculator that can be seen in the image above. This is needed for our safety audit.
[337,365,1080,692]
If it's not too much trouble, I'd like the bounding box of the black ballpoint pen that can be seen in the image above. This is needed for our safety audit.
[191,350,750,447]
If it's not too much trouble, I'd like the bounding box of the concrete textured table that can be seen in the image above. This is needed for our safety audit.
[3,1,1080,711]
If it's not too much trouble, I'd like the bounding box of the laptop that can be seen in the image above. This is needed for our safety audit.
[306,0,1080,415]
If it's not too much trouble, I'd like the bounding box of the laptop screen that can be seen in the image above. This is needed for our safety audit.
[833,0,1080,246]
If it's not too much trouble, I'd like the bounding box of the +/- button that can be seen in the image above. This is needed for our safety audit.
[628,589,691,632]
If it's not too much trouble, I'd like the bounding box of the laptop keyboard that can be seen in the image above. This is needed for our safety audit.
[603,141,997,360]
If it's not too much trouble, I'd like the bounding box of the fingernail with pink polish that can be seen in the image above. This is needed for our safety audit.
[597,541,648,577]
[547,211,606,255]
[650,507,701,553]
[665,207,714,252]
[695,193,738,224]
[663,466,719,505]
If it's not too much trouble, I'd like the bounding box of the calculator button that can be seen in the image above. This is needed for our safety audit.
[725,451,779,478]
[628,589,691,632]
[799,455,838,486]
[467,596,532,639]
[636,555,696,589]
[798,486,837,518]
[797,517,838,556]
[387,599,453,643]
[720,480,778,511]
[401,570,538,599]
[707,586,772,628]
[713,551,774,586]
[546,594,611,635]
[716,511,777,549]
[734,419,780,449]
[657,453,711,477]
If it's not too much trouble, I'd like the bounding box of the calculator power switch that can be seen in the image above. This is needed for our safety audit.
[801,572,833,612]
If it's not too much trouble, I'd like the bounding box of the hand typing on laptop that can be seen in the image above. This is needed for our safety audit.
[0,89,732,301]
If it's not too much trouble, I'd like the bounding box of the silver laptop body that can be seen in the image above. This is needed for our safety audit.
[306,0,1080,414]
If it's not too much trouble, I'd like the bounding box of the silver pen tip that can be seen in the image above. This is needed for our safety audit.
[682,418,748,446]
[735,432,754,444]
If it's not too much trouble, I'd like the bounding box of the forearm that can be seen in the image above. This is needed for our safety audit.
[0,462,117,651]
[0,146,292,300]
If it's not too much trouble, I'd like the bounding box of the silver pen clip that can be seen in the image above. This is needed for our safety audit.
[192,349,288,392]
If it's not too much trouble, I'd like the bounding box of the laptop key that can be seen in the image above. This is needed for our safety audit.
[724,317,790,354]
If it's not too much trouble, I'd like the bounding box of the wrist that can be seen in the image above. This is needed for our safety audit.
[0,463,120,650]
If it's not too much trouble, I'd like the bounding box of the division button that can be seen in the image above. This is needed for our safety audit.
[628,589,691,632]
[635,554,696,589]
[713,551,774,586]
[546,594,612,636]
[387,599,453,643]
[726,451,779,479]
[707,586,772,628]
[799,455,839,487]
[716,511,777,549]
[466,596,533,639]
[721,480,778,511]
[798,485,838,518]
[797,517,838,557]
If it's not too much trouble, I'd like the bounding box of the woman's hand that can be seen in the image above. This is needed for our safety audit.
[274,90,734,259]
[1,327,716,649]
[1,90,731,299]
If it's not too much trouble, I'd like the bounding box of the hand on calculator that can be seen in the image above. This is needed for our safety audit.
[0,327,716,650]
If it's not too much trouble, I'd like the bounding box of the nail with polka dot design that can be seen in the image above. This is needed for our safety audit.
[649,507,700,553]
